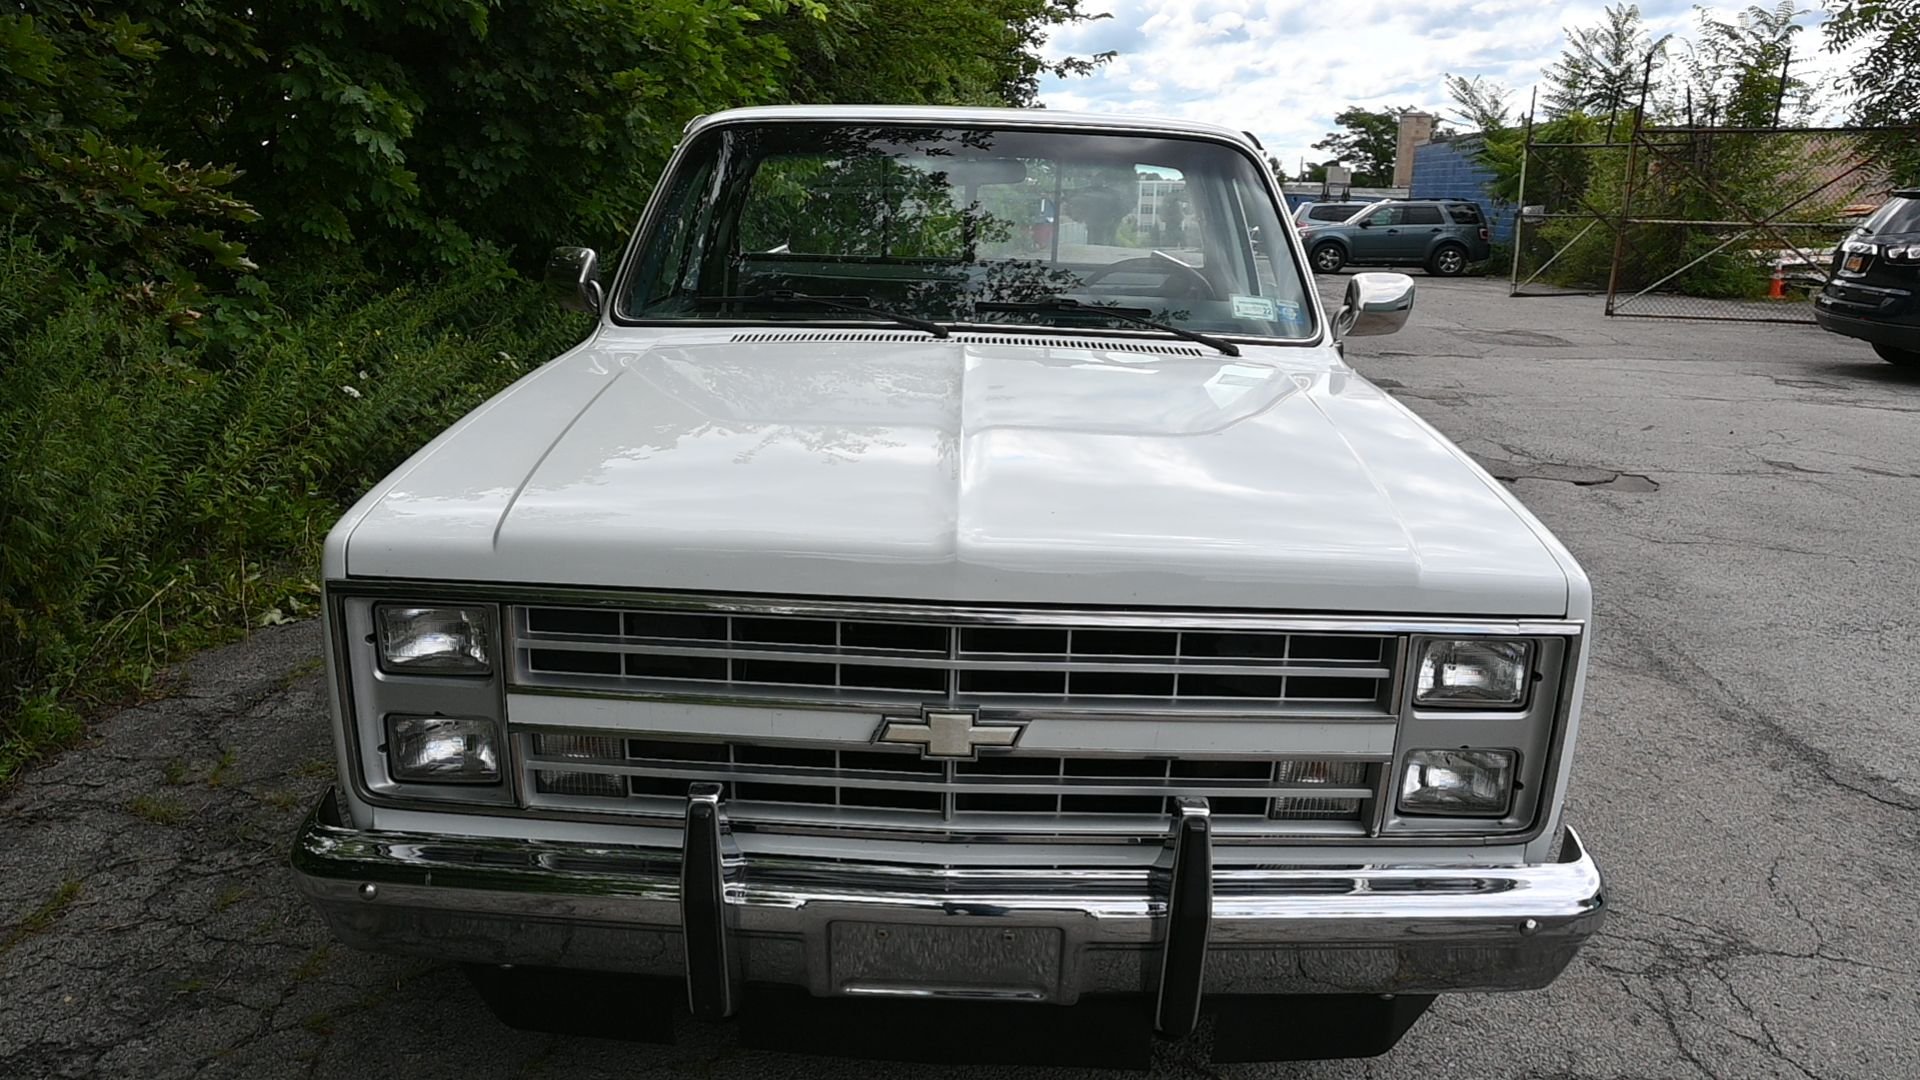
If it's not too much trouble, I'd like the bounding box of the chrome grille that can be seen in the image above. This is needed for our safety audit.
[520,731,1381,833]
[512,605,1397,717]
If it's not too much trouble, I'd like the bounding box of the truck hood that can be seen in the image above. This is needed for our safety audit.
[339,335,1571,615]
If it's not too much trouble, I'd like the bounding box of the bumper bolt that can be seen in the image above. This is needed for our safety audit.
[1519,918,1540,935]
[358,883,378,901]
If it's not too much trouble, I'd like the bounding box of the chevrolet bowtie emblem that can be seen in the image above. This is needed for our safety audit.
[875,707,1022,760]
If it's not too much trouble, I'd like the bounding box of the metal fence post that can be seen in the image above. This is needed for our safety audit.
[1604,57,1656,316]
[1509,88,1536,297]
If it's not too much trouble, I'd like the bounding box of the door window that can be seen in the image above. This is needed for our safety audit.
[1402,205,1444,225]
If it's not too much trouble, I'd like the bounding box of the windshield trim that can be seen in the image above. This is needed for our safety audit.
[604,118,1327,347]
[612,315,1305,351]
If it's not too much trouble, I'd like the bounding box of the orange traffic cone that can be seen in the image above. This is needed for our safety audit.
[1768,265,1786,300]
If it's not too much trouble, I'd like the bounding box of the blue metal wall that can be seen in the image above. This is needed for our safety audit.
[1409,138,1515,244]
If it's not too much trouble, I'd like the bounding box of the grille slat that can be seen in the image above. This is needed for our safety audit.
[521,733,1377,826]
[515,606,1394,715]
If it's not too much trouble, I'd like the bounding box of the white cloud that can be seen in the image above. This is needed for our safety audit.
[1041,0,1861,173]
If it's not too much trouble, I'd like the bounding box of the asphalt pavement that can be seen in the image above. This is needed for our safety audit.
[4,275,1918,1079]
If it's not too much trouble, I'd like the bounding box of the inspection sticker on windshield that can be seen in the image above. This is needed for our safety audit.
[1230,294,1278,321]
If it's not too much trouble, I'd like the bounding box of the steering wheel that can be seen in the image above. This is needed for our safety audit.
[1080,250,1218,300]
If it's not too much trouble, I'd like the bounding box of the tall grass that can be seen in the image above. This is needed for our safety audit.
[0,233,587,780]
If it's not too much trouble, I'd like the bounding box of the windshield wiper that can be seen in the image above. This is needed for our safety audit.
[971,297,1240,357]
[701,290,949,338]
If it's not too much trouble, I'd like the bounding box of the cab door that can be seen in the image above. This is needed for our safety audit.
[1398,204,1447,261]
[1347,205,1403,262]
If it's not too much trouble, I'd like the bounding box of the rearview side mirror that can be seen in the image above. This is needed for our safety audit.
[545,246,603,314]
[1334,272,1415,340]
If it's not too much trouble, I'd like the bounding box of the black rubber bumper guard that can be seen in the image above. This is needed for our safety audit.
[676,782,1215,1036]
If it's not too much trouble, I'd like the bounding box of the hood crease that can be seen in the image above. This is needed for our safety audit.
[491,364,632,550]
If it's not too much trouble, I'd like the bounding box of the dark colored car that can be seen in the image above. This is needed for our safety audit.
[1292,200,1378,225]
[1814,188,1920,368]
[1299,200,1492,276]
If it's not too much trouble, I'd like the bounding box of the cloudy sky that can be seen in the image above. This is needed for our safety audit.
[1038,1,1856,174]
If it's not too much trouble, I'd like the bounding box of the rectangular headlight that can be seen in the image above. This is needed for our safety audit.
[377,605,492,674]
[1414,639,1530,707]
[1398,749,1513,816]
[387,715,500,783]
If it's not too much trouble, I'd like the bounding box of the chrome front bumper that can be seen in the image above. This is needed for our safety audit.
[291,787,1604,1024]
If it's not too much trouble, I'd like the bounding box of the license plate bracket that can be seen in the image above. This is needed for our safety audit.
[828,921,1064,1001]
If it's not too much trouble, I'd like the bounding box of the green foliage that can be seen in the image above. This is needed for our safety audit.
[1682,3,1815,126]
[113,0,1109,267]
[0,230,587,779]
[1825,0,1920,182]
[0,6,258,322]
[778,0,1113,107]
[124,0,816,265]
[1310,106,1406,187]
[1478,3,1853,299]
[0,0,1111,776]
[1444,75,1513,135]
[1542,4,1668,120]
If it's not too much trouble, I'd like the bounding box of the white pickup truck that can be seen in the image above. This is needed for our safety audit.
[292,105,1604,1066]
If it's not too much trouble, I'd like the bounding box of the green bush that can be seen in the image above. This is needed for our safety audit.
[0,231,587,779]
[0,0,1111,781]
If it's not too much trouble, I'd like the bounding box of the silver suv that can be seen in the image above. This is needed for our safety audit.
[1300,199,1492,276]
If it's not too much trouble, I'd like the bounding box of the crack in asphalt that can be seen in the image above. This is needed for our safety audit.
[1475,454,1663,492]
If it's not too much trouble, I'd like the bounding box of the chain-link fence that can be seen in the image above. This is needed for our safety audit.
[1605,126,1895,323]
[1508,119,1913,321]
[1510,135,1632,297]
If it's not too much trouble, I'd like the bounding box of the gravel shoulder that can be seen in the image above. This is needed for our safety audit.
[4,277,1918,1079]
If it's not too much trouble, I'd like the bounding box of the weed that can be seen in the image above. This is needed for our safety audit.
[293,944,331,981]
[263,789,302,811]
[0,696,81,788]
[0,880,82,957]
[161,758,190,786]
[293,758,336,779]
[205,748,237,788]
[300,1011,334,1036]
[128,793,189,825]
[214,884,249,911]
[277,656,325,689]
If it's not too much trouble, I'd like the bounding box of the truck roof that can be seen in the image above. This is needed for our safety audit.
[685,105,1260,151]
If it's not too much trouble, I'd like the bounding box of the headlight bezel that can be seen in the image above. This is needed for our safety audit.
[1381,633,1569,838]
[333,592,516,809]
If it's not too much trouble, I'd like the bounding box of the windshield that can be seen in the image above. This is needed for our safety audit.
[1860,194,1920,236]
[620,122,1316,340]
